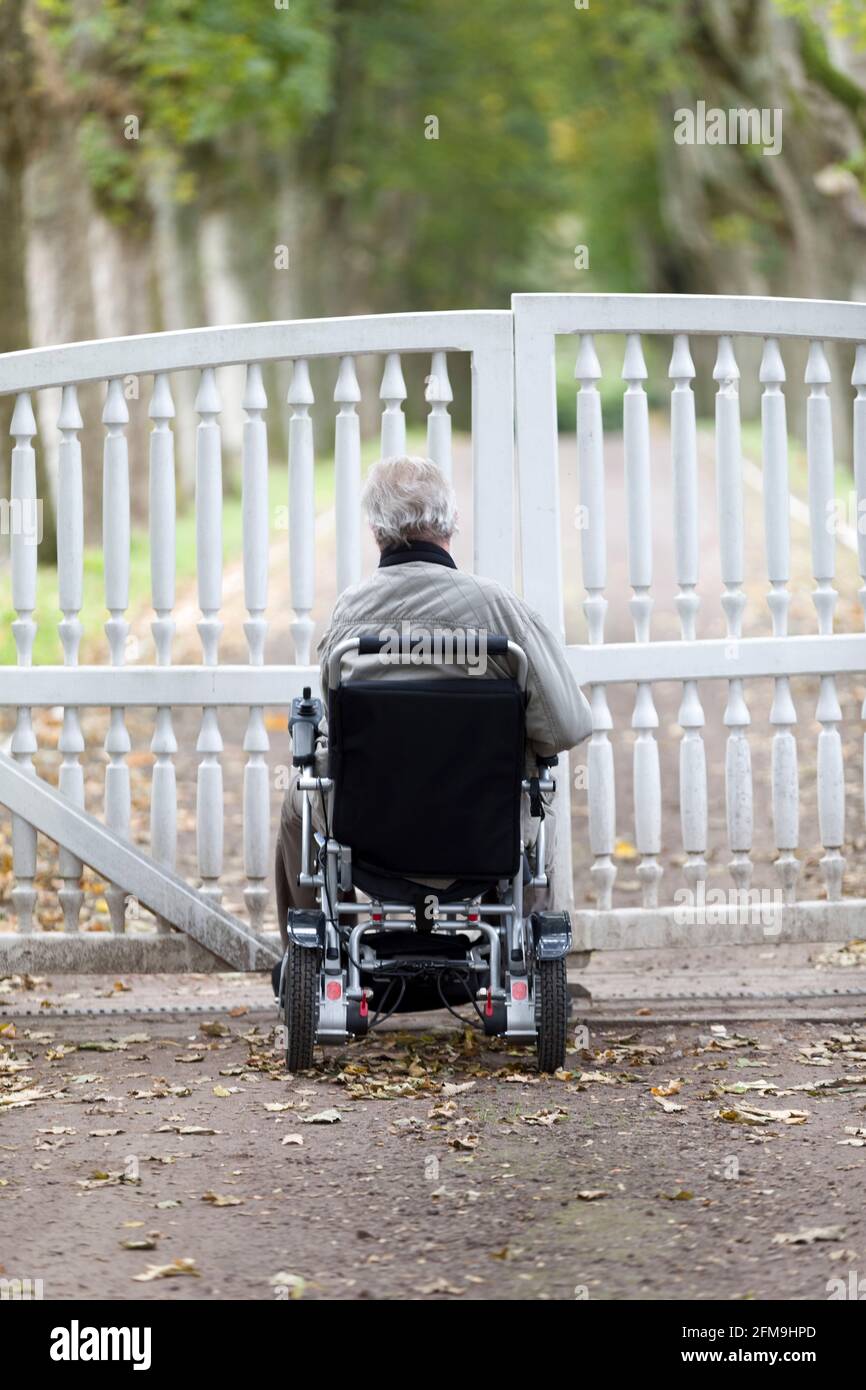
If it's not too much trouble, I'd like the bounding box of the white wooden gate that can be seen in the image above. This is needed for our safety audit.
[0,311,513,970]
[515,294,866,950]
[2,294,866,970]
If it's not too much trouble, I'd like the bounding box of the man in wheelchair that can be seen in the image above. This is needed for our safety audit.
[275,456,592,1071]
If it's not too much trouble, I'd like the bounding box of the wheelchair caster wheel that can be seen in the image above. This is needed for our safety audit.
[536,956,568,1073]
[283,941,318,1071]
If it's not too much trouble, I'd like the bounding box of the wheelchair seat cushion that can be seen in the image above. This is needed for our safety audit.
[329,677,525,881]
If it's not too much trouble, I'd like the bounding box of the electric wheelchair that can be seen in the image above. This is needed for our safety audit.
[276,633,572,1072]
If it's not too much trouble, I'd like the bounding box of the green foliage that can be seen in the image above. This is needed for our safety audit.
[31,0,694,299]
[34,0,334,215]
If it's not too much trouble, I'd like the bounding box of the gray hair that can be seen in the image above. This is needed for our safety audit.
[361,456,458,547]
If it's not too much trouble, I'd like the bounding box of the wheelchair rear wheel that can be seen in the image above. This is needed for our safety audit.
[536,957,568,1073]
[283,941,318,1071]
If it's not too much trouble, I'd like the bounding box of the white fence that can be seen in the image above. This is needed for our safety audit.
[515,294,866,949]
[0,311,513,970]
[2,294,866,970]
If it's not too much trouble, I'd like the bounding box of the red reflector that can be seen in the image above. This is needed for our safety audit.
[512,981,528,1001]
[485,989,494,1017]
[359,993,368,1018]
[468,912,480,923]
[325,981,342,1000]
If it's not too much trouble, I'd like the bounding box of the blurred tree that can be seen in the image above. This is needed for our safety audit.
[0,0,57,558]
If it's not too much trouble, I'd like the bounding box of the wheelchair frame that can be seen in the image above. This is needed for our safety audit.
[279,634,572,1070]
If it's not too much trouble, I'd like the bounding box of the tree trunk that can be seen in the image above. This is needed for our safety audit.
[0,0,57,560]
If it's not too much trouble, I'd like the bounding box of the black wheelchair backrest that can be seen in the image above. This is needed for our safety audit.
[328,675,526,882]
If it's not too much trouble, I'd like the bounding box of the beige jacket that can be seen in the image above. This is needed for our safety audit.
[316,550,592,765]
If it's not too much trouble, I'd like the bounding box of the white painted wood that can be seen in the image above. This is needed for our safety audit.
[853,346,866,829]
[426,350,453,480]
[807,341,845,900]
[714,336,753,898]
[148,373,178,933]
[194,366,225,906]
[334,356,362,594]
[102,379,132,933]
[0,751,279,971]
[288,358,316,664]
[513,294,866,344]
[9,393,38,933]
[379,352,407,459]
[57,385,85,930]
[1,632,865,706]
[852,344,866,623]
[241,362,271,931]
[622,335,661,908]
[669,335,707,890]
[4,298,866,967]
[571,899,866,952]
[562,633,866,684]
[760,339,800,903]
[472,330,515,587]
[514,307,572,909]
[575,336,616,909]
[195,367,224,665]
[0,311,515,396]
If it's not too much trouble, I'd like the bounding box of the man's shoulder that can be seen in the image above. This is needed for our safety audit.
[325,563,533,634]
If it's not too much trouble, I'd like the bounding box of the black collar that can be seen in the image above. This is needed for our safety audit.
[379,540,457,570]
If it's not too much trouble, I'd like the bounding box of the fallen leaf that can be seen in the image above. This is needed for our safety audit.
[773,1226,844,1247]
[651,1080,682,1097]
[299,1108,340,1125]
[716,1106,808,1126]
[133,1257,200,1282]
[269,1272,306,1299]
[521,1107,568,1127]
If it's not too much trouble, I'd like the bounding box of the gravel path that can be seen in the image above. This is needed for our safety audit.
[3,1000,866,1301]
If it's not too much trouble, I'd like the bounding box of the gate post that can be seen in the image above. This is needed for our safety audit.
[513,303,575,914]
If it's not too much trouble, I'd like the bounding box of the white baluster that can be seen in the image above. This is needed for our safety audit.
[57,386,85,930]
[426,350,453,479]
[242,363,270,931]
[102,378,131,933]
[853,345,866,626]
[9,394,38,933]
[195,367,224,905]
[288,359,316,664]
[149,373,177,933]
[714,336,753,899]
[669,335,707,893]
[380,352,406,458]
[761,340,799,903]
[334,356,361,594]
[575,335,616,909]
[807,341,845,899]
[852,346,866,827]
[622,334,661,907]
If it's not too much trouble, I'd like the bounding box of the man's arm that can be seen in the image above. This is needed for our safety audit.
[515,604,593,758]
